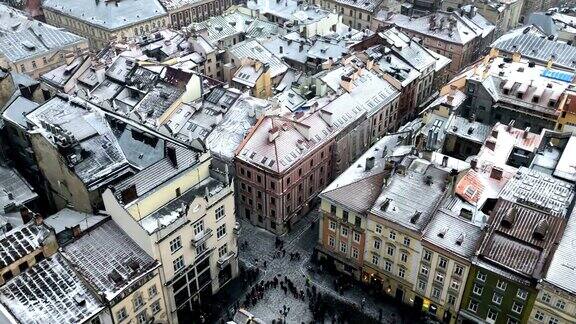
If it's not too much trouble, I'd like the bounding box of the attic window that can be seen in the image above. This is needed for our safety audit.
[380,198,391,211]
[410,211,421,224]
[455,233,465,246]
[438,227,448,238]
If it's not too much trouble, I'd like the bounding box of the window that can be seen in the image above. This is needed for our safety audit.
[468,300,479,313]
[151,300,161,314]
[454,264,464,276]
[432,287,441,299]
[516,289,527,300]
[196,242,207,255]
[193,220,204,235]
[217,224,226,239]
[173,256,185,272]
[341,227,348,237]
[373,239,381,250]
[511,302,523,314]
[329,220,337,231]
[400,252,408,262]
[487,309,498,322]
[555,299,566,310]
[375,224,382,234]
[541,293,551,303]
[148,285,158,298]
[137,311,147,324]
[398,267,405,278]
[331,205,337,214]
[492,293,503,305]
[340,242,347,253]
[423,250,432,262]
[549,317,559,324]
[117,307,128,321]
[387,245,395,256]
[473,284,483,296]
[450,280,460,291]
[533,311,544,321]
[418,279,426,291]
[476,272,487,282]
[507,318,518,324]
[447,294,456,305]
[420,265,429,276]
[389,231,396,240]
[215,206,225,220]
[342,210,349,220]
[435,273,444,283]
[385,260,392,272]
[133,294,144,310]
[169,236,182,253]
[353,232,361,243]
[372,254,379,265]
[352,247,359,259]
[218,244,228,258]
[328,236,335,247]
[438,257,447,269]
[496,280,507,291]
[403,237,411,246]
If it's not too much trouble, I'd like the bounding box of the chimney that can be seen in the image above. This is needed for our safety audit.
[491,129,498,138]
[468,113,475,123]
[470,158,478,170]
[512,51,521,62]
[340,75,354,92]
[447,95,454,105]
[485,139,496,151]
[296,139,306,151]
[365,156,376,171]
[523,127,530,139]
[268,126,280,142]
[490,166,503,180]
[442,155,449,167]
[72,225,82,238]
[34,213,43,225]
[299,42,304,52]
[367,59,374,70]
[166,146,177,167]
[279,46,283,54]
[507,120,515,132]
[20,207,33,224]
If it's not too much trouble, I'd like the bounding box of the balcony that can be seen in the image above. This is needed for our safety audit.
[217,251,236,270]
[191,228,213,247]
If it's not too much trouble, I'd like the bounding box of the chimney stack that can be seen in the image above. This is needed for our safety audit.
[268,126,280,142]
[365,156,376,171]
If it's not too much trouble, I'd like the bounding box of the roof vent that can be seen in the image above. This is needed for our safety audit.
[380,198,391,211]
[455,233,465,246]
[438,227,448,238]
[127,259,140,272]
[424,175,433,185]
[410,211,421,224]
[533,219,549,241]
[73,293,86,306]
[108,269,124,285]
[501,207,517,229]
[490,166,503,180]
[365,156,375,171]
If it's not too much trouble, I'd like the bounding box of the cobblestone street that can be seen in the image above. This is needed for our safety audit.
[211,210,425,323]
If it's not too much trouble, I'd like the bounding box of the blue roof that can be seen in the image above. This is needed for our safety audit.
[541,69,574,82]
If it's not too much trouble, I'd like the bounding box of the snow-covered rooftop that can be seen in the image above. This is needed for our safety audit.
[62,220,158,301]
[43,0,167,31]
[0,4,86,63]
[423,209,482,259]
[0,253,104,324]
[0,166,37,213]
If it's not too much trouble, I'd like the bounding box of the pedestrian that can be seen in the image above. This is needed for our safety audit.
[264,261,267,268]
[378,308,383,322]
[282,249,286,257]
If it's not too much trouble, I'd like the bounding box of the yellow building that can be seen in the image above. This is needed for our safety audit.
[103,144,239,323]
[556,90,576,134]
[62,219,169,324]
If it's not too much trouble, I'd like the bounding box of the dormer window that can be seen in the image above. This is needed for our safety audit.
[533,219,549,241]
[501,207,517,229]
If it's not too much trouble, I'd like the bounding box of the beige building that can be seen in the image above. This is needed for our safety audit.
[63,220,170,324]
[103,143,238,323]
[442,1,522,37]
[312,0,383,30]
[43,0,168,49]
[0,4,88,78]
[159,0,233,29]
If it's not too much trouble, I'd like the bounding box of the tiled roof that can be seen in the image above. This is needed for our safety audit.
[43,0,167,31]
[63,220,158,300]
[423,209,483,259]
[478,199,566,278]
[0,4,85,63]
[492,26,576,70]
[228,39,289,78]
[0,253,104,324]
[0,222,49,268]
